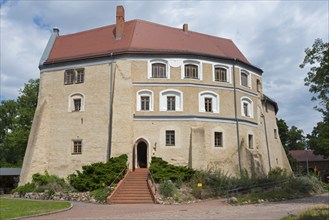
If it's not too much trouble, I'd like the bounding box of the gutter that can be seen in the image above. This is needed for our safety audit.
[107,57,116,161]
[233,59,242,172]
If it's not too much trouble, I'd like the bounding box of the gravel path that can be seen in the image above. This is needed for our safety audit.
[23,193,329,220]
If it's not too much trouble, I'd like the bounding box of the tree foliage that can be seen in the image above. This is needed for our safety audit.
[300,38,329,114]
[276,118,305,152]
[0,79,39,167]
[300,38,329,158]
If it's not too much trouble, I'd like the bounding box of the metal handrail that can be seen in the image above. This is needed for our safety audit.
[108,162,129,189]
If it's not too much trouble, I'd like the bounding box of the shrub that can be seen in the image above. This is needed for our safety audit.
[12,182,36,196]
[159,180,176,198]
[150,157,195,182]
[90,188,111,203]
[68,154,128,191]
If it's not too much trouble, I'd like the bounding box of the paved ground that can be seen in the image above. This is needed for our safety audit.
[24,193,329,220]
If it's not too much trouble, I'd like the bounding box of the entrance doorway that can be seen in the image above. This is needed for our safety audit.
[137,141,148,168]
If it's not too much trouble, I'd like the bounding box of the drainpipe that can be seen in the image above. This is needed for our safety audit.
[107,56,116,161]
[233,59,242,173]
[262,98,272,171]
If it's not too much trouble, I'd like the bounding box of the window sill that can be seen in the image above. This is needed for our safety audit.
[71,153,82,155]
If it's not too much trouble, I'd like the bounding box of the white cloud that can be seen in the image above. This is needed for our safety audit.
[0,0,328,134]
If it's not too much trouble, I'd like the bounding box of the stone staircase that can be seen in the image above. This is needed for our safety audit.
[107,168,156,204]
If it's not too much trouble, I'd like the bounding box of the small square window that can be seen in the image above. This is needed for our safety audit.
[73,140,82,154]
[248,134,253,149]
[166,130,175,146]
[214,132,223,147]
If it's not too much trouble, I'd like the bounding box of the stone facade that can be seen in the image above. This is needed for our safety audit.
[19,7,291,184]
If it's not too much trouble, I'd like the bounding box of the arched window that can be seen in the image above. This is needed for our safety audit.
[160,89,183,111]
[148,60,169,79]
[69,93,85,112]
[182,61,201,80]
[137,90,154,111]
[241,97,253,118]
[214,66,229,83]
[199,91,219,113]
[241,70,251,88]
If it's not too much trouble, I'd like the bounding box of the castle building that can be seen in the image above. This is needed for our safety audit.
[20,6,291,184]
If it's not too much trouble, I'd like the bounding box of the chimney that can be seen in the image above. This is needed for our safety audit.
[116,5,125,40]
[183,24,188,33]
[52,27,60,36]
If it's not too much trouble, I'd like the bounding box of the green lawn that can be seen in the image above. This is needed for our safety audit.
[0,197,71,220]
[281,205,329,220]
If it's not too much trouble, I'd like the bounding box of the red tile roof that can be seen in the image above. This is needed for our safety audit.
[289,150,329,162]
[45,20,251,65]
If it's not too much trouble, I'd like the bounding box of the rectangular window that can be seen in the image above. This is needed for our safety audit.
[185,64,198,79]
[243,103,249,116]
[205,98,212,112]
[73,140,82,154]
[64,70,75,85]
[76,69,85,83]
[73,99,81,111]
[241,72,248,87]
[215,67,227,82]
[152,63,166,78]
[167,96,176,111]
[166,130,175,146]
[141,96,150,111]
[214,132,223,147]
[274,129,277,139]
[248,134,253,149]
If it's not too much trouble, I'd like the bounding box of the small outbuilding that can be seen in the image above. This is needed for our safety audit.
[0,168,21,194]
[289,150,329,183]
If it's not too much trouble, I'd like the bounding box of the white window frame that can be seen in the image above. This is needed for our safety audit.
[148,59,170,79]
[213,65,231,83]
[68,93,85,112]
[240,69,252,88]
[199,91,219,113]
[181,60,202,80]
[137,90,154,111]
[160,89,183,111]
[241,96,253,118]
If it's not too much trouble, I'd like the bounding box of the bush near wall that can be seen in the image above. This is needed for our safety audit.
[68,154,128,191]
[149,157,195,182]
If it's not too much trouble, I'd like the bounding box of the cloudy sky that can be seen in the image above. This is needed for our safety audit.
[0,0,328,134]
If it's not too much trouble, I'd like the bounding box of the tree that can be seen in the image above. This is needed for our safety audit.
[0,79,39,167]
[300,38,329,158]
[300,38,329,114]
[276,118,305,151]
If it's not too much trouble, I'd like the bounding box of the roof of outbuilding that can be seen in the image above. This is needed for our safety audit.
[45,19,253,67]
[289,150,329,162]
[0,168,21,176]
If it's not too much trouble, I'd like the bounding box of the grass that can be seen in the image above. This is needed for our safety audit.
[0,197,71,220]
[281,205,329,220]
